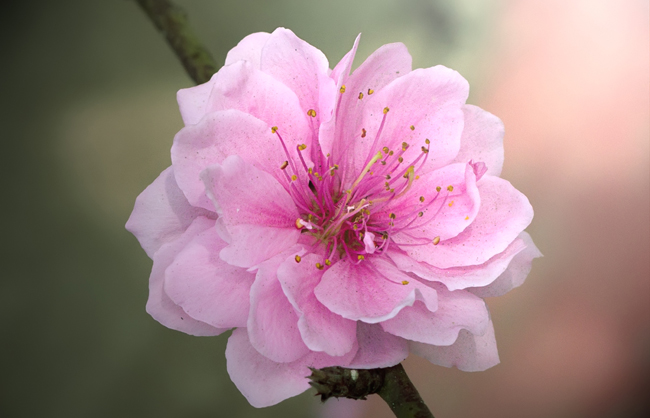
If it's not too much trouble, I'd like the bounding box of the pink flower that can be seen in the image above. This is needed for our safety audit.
[126,28,541,407]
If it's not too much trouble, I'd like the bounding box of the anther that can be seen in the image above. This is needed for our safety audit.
[418,211,424,217]
[291,174,298,181]
[325,259,331,266]
[401,280,409,285]
[419,196,425,202]
[383,107,390,114]
[448,201,454,207]
[386,175,391,180]
[465,216,470,220]
[447,185,454,192]
[307,109,317,117]
[361,128,367,138]
[389,213,396,219]
[340,85,346,93]
[298,144,307,151]
[401,142,409,151]
[280,161,289,170]
[382,146,390,153]
[432,236,441,245]
[421,146,429,153]
[358,92,364,100]
[425,139,430,144]
[295,255,302,263]
[357,255,365,261]
[410,125,415,131]
[271,126,278,133]
[398,156,404,163]
[436,186,442,192]
[316,262,324,270]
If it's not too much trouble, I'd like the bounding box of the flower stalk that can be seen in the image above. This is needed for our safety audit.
[135,0,217,84]
[309,364,434,418]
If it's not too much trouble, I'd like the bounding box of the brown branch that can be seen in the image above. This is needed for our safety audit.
[309,364,434,418]
[135,0,217,84]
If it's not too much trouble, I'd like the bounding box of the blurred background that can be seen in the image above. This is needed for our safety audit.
[1,0,648,417]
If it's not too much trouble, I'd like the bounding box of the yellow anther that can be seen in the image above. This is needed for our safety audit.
[334,164,339,169]
[415,175,420,180]
[386,175,391,180]
[448,200,454,207]
[419,196,425,202]
[361,128,367,138]
[291,174,298,181]
[418,211,424,217]
[447,185,454,192]
[398,156,404,163]
[432,236,440,245]
[425,138,430,145]
[401,280,409,285]
[325,259,332,266]
[358,92,364,100]
[401,142,409,151]
[389,213,396,219]
[271,126,278,133]
[383,107,390,114]
[436,186,442,192]
[465,216,470,220]
[381,161,387,165]
[340,85,346,93]
[316,262,324,270]
[410,125,415,131]
[295,255,302,263]
[421,146,429,153]
[280,161,289,170]
[382,146,390,153]
[357,255,365,261]
[308,167,313,174]
[307,109,317,117]
[298,144,307,151]
[295,218,304,229]
[389,150,394,156]
[368,88,374,95]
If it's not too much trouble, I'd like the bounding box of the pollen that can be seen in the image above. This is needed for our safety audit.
[436,186,442,192]
[410,125,415,131]
[465,216,470,220]
[307,109,317,117]
[432,236,440,245]
[358,92,364,100]
[361,128,367,138]
[419,196,425,202]
[271,126,278,133]
[383,107,390,114]
[448,200,454,207]
[447,185,454,192]
[291,174,298,181]
[280,161,289,170]
[401,280,409,285]
[316,262,324,270]
[295,255,302,263]
[340,85,346,93]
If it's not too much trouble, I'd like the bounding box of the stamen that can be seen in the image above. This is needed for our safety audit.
[383,107,390,114]
[361,128,367,138]
[340,85,346,93]
[307,109,317,118]
[295,255,302,262]
[315,262,324,270]
[447,185,454,192]
[410,125,415,131]
[432,236,440,245]
[280,161,289,170]
[401,280,409,285]
[358,92,364,100]
[271,126,278,133]
[436,186,442,192]
[419,196,425,202]
[368,89,374,95]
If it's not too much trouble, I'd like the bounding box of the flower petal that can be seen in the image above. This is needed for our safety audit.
[402,175,534,268]
[381,284,489,346]
[453,105,505,177]
[314,257,437,323]
[247,248,310,363]
[224,32,271,68]
[146,216,225,336]
[172,109,292,211]
[201,155,301,268]
[409,320,500,372]
[164,225,254,329]
[387,233,528,291]
[126,166,215,258]
[469,232,542,298]
[177,78,217,126]
[226,327,358,407]
[347,322,408,369]
[277,253,357,356]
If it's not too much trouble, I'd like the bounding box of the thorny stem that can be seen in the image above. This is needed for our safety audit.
[309,364,434,418]
[135,0,217,84]
[136,3,435,417]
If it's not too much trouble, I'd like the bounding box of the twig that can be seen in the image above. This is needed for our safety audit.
[135,0,217,84]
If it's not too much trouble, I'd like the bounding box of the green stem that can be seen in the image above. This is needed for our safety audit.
[135,0,217,84]
[309,364,434,418]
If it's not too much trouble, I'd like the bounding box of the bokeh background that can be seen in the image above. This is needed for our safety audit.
[2,0,648,417]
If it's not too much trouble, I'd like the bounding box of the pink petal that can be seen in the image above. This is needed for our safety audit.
[126,166,215,258]
[469,232,542,298]
[145,216,225,336]
[402,175,534,268]
[329,34,360,88]
[277,253,357,356]
[171,110,290,211]
[314,257,437,323]
[201,155,301,268]
[453,105,505,177]
[409,320,500,372]
[329,43,412,184]
[247,248,310,363]
[163,225,255,328]
[177,78,217,126]
[347,65,468,187]
[347,322,409,369]
[226,328,358,407]
[387,234,528,291]
[261,28,329,126]
[381,284,489,346]
[224,32,271,68]
[389,162,480,243]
